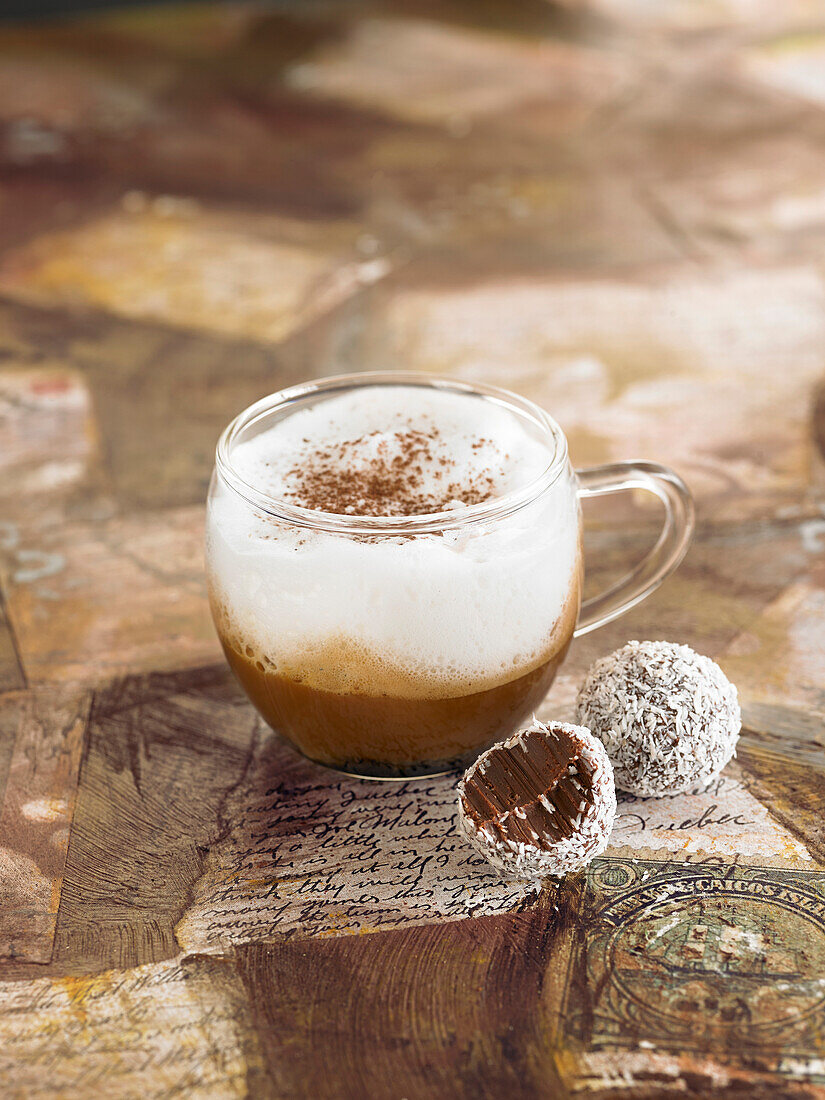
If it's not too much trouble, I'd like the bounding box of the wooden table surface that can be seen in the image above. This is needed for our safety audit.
[1,1,825,1097]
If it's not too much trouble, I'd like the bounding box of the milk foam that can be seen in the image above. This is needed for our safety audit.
[229,387,553,514]
[207,385,581,696]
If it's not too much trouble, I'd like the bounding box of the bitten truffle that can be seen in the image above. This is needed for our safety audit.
[457,719,616,880]
[576,640,741,797]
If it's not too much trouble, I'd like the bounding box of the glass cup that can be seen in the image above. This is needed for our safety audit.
[206,372,693,779]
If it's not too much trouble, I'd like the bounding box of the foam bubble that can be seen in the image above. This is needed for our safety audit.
[207,385,581,695]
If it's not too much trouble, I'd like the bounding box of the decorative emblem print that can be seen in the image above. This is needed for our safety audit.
[561,859,825,1078]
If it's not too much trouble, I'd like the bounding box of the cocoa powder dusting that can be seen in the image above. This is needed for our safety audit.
[283,429,502,516]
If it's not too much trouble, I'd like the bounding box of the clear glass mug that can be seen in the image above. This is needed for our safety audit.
[206,372,693,779]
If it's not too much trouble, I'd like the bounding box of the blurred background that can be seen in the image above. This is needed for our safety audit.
[2,0,825,708]
[5,0,825,516]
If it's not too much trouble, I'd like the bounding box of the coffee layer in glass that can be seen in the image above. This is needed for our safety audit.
[206,378,581,777]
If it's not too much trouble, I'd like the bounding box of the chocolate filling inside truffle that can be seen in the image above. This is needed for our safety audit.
[461,725,597,849]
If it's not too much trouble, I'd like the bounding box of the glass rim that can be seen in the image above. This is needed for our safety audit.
[215,370,569,534]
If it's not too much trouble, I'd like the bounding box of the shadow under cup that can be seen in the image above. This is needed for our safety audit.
[206,373,693,779]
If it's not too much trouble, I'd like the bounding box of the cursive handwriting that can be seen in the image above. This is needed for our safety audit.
[177,740,532,950]
[0,956,258,1098]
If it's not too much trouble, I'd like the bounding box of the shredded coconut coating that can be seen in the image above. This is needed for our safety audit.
[576,640,741,798]
[457,720,616,881]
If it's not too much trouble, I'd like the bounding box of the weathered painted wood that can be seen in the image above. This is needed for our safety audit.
[0,0,823,1095]
[0,688,89,962]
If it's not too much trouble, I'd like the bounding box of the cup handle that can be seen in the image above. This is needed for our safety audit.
[574,462,695,637]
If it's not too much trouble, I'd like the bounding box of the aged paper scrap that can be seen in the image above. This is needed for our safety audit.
[0,364,99,520]
[0,204,391,346]
[610,763,812,864]
[0,955,266,1099]
[177,732,812,953]
[0,687,90,962]
[4,505,219,688]
[175,733,536,952]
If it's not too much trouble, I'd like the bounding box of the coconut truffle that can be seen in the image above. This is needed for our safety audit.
[576,640,741,797]
[458,719,616,881]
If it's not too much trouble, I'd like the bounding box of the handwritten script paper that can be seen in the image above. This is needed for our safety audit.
[0,956,265,1099]
[610,764,812,863]
[176,735,534,952]
[176,733,811,952]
